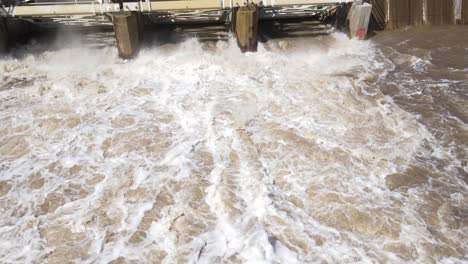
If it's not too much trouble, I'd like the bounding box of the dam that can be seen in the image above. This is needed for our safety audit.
[1,0,368,58]
[0,0,467,263]
[1,0,468,57]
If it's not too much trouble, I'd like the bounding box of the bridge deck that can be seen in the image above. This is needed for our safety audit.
[2,0,353,17]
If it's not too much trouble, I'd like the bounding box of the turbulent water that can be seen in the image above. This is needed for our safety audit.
[0,25,467,263]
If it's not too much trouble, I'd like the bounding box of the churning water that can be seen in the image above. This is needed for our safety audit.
[0,25,467,263]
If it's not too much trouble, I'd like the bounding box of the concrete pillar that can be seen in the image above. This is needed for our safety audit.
[462,0,468,24]
[347,1,372,39]
[369,0,463,29]
[425,0,456,25]
[112,12,140,59]
[0,18,8,54]
[235,4,258,52]
[386,0,424,29]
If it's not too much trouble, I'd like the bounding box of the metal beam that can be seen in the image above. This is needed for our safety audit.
[2,0,354,17]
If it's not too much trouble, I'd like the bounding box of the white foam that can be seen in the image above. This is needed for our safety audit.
[0,33,465,263]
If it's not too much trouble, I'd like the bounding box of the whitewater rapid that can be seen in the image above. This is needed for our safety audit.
[0,31,466,263]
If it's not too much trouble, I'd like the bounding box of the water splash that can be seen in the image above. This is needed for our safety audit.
[0,33,466,263]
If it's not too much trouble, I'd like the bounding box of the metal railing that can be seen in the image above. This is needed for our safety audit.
[1,0,354,17]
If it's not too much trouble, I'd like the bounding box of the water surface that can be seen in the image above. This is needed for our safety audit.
[0,25,467,263]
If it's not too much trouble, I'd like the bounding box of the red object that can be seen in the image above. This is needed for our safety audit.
[357,28,367,39]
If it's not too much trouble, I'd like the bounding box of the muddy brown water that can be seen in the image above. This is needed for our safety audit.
[0,24,467,263]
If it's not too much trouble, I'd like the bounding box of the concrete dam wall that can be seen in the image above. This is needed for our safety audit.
[370,0,468,29]
[463,0,468,23]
